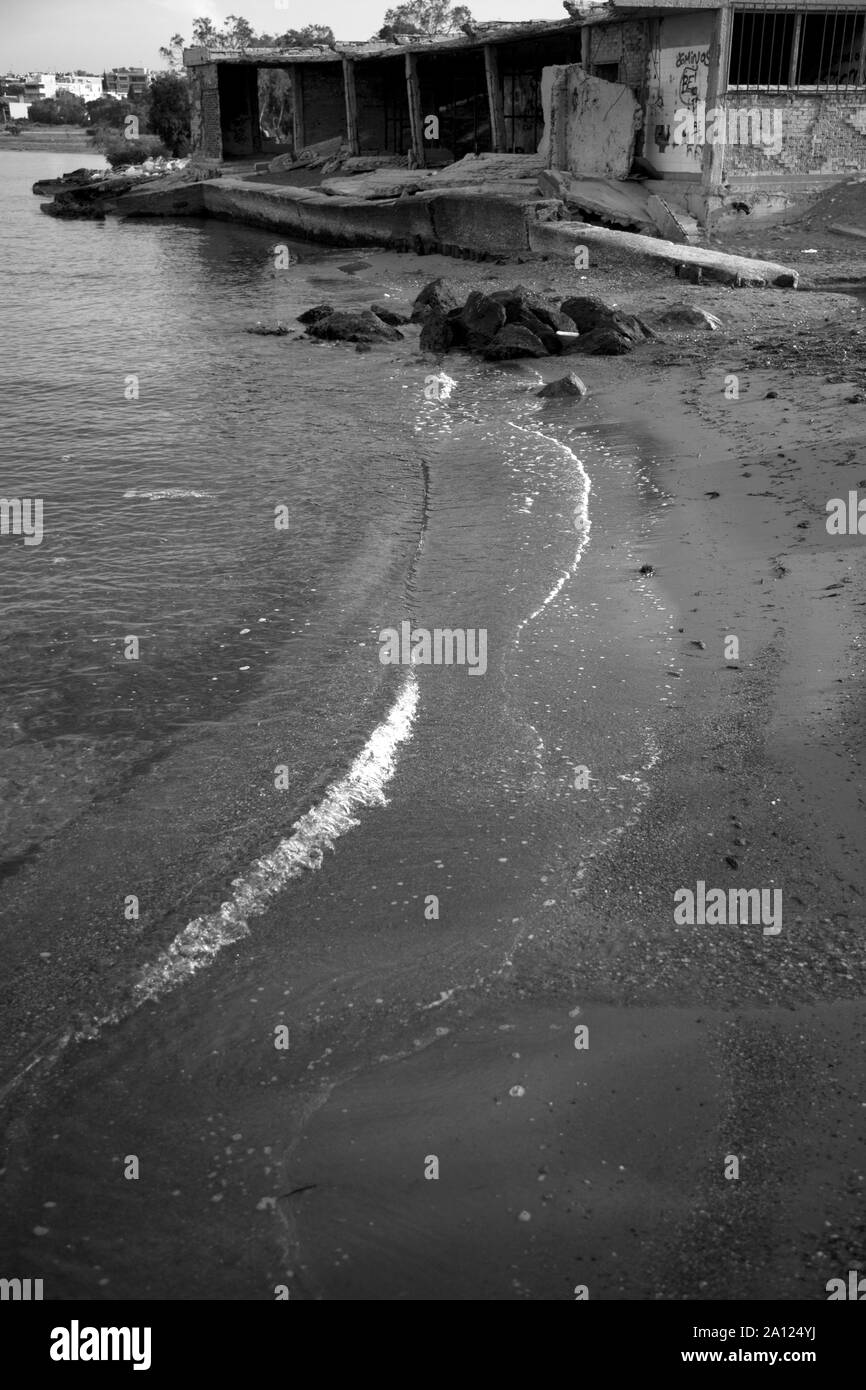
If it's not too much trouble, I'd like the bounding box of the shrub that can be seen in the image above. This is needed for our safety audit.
[101,133,168,168]
[28,93,88,125]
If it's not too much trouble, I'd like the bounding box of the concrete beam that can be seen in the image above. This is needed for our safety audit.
[529,219,799,286]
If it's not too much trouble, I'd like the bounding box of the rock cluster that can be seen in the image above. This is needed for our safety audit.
[292,283,659,358]
[411,281,657,359]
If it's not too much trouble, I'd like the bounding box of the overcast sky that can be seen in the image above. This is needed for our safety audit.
[3,0,565,72]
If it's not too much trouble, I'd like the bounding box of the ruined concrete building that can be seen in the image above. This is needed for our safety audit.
[185,3,866,223]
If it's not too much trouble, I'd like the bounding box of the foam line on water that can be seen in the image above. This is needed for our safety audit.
[123,488,215,500]
[132,670,419,1006]
[512,420,592,635]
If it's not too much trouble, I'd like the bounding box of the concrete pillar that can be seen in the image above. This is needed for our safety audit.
[405,51,426,167]
[342,58,360,156]
[550,67,569,169]
[188,61,222,160]
[703,5,733,190]
[483,44,507,152]
[290,65,305,153]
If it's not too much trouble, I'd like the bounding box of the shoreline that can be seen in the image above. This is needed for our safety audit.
[0,136,97,154]
[2,190,865,1296]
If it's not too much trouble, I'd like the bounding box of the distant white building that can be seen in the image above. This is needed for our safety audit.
[24,73,57,100]
[55,73,104,102]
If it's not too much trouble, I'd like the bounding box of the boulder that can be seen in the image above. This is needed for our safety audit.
[410,278,460,323]
[450,291,507,351]
[419,309,454,354]
[537,373,588,399]
[517,308,564,354]
[297,303,335,325]
[559,295,612,334]
[306,309,403,344]
[483,325,549,360]
[371,303,409,326]
[560,295,656,348]
[490,285,577,336]
[575,326,636,355]
[656,304,723,331]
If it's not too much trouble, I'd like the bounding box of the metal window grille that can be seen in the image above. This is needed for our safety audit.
[728,4,866,90]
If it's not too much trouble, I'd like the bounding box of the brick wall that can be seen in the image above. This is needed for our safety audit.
[721,93,866,176]
[301,64,347,146]
[188,65,223,159]
[587,20,648,93]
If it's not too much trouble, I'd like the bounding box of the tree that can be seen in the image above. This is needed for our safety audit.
[251,26,336,48]
[159,33,186,70]
[28,92,88,125]
[376,2,473,38]
[147,72,191,156]
[160,15,258,65]
[85,95,138,130]
[281,26,336,46]
[161,17,337,70]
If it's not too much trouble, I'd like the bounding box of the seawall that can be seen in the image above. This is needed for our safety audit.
[115,174,563,259]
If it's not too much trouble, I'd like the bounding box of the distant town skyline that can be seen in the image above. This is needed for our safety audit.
[3,0,561,71]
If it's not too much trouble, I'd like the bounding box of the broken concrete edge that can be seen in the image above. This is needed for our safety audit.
[112,176,799,286]
[116,176,548,257]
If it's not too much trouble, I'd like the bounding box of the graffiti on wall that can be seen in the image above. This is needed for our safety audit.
[677,49,709,116]
[651,46,709,162]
